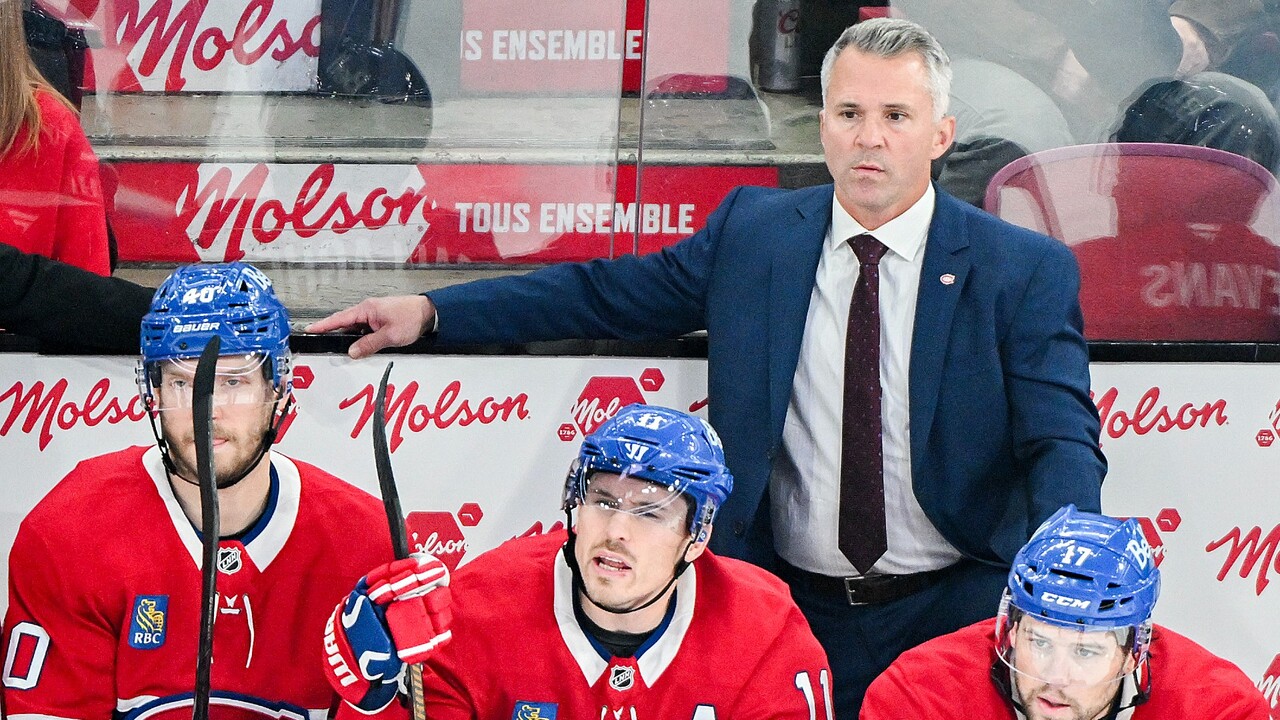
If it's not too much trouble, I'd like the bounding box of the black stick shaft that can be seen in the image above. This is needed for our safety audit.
[371,362,427,719]
[192,336,222,720]
[373,363,410,559]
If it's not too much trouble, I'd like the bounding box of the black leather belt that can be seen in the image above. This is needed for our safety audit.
[783,563,951,606]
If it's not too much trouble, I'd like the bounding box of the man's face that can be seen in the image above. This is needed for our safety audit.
[573,472,707,613]
[819,48,955,230]
[1011,616,1135,720]
[154,355,279,486]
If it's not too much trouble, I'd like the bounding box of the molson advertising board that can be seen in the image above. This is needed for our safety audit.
[2,356,1280,707]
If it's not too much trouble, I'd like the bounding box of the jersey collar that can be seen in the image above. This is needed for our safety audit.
[143,445,301,572]
[553,546,697,687]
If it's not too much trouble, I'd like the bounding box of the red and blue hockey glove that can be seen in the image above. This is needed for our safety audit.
[323,553,452,712]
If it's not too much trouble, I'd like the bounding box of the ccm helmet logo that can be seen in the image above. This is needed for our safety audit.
[173,321,220,333]
[1041,593,1091,610]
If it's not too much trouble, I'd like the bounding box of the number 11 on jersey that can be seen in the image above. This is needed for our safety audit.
[795,669,834,720]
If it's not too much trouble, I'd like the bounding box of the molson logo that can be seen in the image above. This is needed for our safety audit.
[1091,386,1228,442]
[558,368,665,442]
[0,378,146,450]
[341,378,530,452]
[58,0,320,92]
[1257,653,1280,716]
[1207,523,1280,596]
[177,163,433,262]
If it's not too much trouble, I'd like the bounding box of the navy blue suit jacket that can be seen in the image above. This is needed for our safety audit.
[431,184,1105,568]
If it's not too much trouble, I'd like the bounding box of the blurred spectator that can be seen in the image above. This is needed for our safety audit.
[886,0,1280,205]
[1113,73,1280,173]
[0,0,109,275]
[0,242,152,352]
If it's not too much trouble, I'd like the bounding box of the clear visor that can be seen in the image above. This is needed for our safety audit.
[996,605,1136,688]
[575,465,693,537]
[148,354,277,411]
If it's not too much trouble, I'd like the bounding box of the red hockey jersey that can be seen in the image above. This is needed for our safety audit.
[422,531,833,720]
[2,445,399,719]
[860,619,1269,720]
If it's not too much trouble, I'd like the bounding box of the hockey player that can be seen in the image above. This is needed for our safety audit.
[1,263,400,718]
[323,404,834,719]
[860,505,1269,720]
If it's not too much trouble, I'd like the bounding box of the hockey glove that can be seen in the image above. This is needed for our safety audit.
[366,553,454,664]
[322,553,452,712]
[324,579,404,712]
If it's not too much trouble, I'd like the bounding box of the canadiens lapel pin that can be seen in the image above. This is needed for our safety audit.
[940,273,956,285]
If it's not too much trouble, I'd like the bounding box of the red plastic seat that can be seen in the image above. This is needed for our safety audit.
[985,143,1280,341]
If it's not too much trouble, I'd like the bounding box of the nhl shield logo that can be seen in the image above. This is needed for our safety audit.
[217,547,243,575]
[609,665,636,691]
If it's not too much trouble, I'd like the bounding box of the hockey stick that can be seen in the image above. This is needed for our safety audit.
[191,335,222,720]
[372,362,428,718]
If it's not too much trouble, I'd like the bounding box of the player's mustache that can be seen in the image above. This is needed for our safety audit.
[598,539,635,564]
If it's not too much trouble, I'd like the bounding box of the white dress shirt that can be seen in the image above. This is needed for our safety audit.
[770,184,963,577]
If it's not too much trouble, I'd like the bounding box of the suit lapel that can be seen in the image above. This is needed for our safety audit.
[767,186,833,441]
[909,190,972,465]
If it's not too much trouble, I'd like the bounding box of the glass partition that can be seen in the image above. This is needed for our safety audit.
[36,0,628,317]
[9,0,1280,336]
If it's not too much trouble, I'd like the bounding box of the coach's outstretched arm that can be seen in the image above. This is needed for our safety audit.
[306,187,746,359]
[306,294,437,359]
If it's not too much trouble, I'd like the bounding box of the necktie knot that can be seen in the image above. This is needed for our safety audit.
[849,234,888,266]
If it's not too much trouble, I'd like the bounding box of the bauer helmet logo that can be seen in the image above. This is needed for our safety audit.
[173,321,220,333]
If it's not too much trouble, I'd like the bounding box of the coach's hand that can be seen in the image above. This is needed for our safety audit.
[323,553,453,712]
[305,295,437,359]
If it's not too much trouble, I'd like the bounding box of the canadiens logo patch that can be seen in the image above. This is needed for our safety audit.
[128,595,168,649]
[609,665,636,691]
[217,546,243,575]
[511,701,557,719]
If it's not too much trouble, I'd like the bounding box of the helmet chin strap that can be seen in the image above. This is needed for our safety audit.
[561,508,695,618]
[149,392,294,491]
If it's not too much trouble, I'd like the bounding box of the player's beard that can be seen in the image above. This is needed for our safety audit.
[160,402,275,488]
[1016,681,1116,720]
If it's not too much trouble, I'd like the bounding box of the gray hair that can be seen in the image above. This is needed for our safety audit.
[819,17,952,120]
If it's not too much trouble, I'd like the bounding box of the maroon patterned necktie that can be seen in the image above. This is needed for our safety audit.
[840,234,889,573]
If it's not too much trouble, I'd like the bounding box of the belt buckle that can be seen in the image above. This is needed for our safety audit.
[842,576,875,606]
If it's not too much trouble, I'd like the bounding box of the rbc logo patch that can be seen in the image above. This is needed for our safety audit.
[128,595,168,649]
[511,701,557,719]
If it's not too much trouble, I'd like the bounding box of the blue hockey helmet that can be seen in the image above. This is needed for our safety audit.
[564,404,734,544]
[137,263,292,404]
[996,505,1161,680]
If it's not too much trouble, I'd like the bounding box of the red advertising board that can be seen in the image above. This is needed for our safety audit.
[107,161,778,263]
